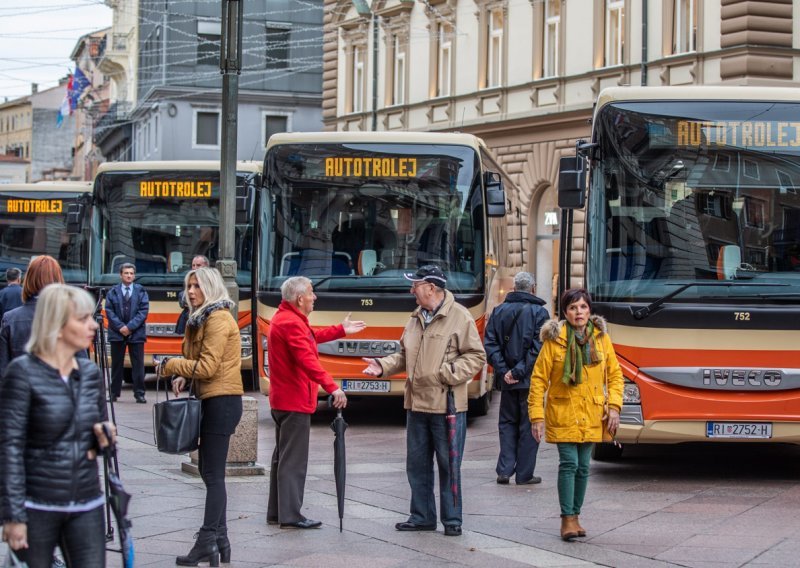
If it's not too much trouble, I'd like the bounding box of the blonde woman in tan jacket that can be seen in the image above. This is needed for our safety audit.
[161,267,243,566]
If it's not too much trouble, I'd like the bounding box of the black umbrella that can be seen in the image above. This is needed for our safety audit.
[102,426,135,568]
[445,387,459,507]
[329,403,348,532]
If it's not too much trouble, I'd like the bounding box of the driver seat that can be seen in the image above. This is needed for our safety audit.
[358,249,377,276]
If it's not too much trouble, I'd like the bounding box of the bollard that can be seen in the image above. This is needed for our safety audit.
[182,395,265,476]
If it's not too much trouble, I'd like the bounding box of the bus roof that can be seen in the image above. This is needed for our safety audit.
[597,86,800,111]
[95,160,262,174]
[266,131,489,152]
[0,181,92,194]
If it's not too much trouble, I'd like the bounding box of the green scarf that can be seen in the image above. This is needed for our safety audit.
[562,320,600,386]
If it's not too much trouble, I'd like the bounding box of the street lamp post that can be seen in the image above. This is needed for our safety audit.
[219,0,243,319]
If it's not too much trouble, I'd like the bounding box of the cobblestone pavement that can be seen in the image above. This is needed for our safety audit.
[3,384,800,567]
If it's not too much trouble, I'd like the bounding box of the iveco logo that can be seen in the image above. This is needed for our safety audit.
[702,369,782,387]
[640,367,796,392]
[317,339,401,358]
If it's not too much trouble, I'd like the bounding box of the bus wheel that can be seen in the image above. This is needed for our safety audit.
[591,442,623,461]
[468,391,492,417]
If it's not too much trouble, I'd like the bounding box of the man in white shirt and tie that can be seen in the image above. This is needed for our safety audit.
[105,262,150,403]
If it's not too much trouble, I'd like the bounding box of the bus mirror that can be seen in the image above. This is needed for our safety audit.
[66,203,84,234]
[484,172,506,217]
[558,155,587,209]
[236,184,251,225]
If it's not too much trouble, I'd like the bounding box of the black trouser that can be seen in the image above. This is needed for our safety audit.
[268,410,311,524]
[16,506,105,568]
[199,395,243,531]
[110,340,145,399]
[496,388,540,483]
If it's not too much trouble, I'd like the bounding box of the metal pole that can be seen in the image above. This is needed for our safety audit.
[219,0,243,319]
[371,13,378,131]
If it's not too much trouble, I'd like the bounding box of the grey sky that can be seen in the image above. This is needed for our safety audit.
[0,0,112,101]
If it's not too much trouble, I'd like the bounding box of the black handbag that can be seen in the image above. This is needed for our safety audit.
[153,362,201,454]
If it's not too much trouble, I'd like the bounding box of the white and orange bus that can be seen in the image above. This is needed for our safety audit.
[89,161,259,381]
[253,132,520,415]
[0,181,93,287]
[557,86,800,459]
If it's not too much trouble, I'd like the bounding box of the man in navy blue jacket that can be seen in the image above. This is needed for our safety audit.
[0,268,23,319]
[484,271,549,485]
[105,263,150,403]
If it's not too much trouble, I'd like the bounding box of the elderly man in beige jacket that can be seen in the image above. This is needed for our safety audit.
[363,265,486,537]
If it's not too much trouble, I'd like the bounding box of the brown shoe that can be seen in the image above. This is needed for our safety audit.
[574,515,587,537]
[560,515,579,541]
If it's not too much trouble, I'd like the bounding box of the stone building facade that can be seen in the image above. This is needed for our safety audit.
[324,0,800,311]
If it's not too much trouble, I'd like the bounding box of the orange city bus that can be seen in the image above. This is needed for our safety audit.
[89,161,259,381]
[557,86,800,459]
[0,181,93,287]
[253,132,520,415]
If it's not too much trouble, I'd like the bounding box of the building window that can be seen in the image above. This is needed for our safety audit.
[605,0,624,66]
[193,110,220,148]
[437,22,453,97]
[392,36,406,105]
[266,26,290,69]
[262,113,290,146]
[197,20,221,66]
[353,45,365,113]
[673,0,696,54]
[543,0,560,77]
[487,8,504,87]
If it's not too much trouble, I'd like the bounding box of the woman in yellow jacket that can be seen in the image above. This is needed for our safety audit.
[160,267,244,566]
[528,288,623,541]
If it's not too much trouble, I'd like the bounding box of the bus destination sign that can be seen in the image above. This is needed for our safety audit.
[139,180,213,198]
[1,199,63,214]
[325,157,418,178]
[676,120,800,149]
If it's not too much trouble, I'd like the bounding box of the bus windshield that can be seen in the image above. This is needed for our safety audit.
[259,143,485,293]
[91,171,254,287]
[0,190,90,284]
[587,101,800,302]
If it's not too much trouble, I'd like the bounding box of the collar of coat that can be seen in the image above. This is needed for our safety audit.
[187,299,235,328]
[540,314,608,344]
[412,289,454,323]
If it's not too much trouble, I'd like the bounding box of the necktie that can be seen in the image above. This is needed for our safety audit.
[124,287,130,299]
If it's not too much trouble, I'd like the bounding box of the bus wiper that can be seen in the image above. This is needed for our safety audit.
[632,282,788,320]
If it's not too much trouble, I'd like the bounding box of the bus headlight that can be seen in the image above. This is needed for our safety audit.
[261,335,268,375]
[240,325,252,358]
[623,378,641,404]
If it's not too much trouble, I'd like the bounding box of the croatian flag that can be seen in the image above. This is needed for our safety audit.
[56,74,74,128]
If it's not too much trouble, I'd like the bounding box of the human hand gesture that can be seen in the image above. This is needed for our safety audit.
[331,388,348,409]
[503,370,518,385]
[531,421,544,443]
[2,522,27,551]
[362,357,382,377]
[172,376,187,396]
[342,312,366,335]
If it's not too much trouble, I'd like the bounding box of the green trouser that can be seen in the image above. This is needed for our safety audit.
[556,443,593,516]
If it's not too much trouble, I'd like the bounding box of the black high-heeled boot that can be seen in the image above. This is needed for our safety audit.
[216,526,231,564]
[176,528,220,567]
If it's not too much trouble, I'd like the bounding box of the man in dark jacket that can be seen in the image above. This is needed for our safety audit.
[105,263,150,403]
[0,268,23,319]
[484,271,549,485]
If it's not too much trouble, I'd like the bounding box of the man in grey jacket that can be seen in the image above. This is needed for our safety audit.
[363,265,486,537]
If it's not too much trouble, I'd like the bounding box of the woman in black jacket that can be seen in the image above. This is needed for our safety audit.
[0,255,66,374]
[0,284,116,567]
